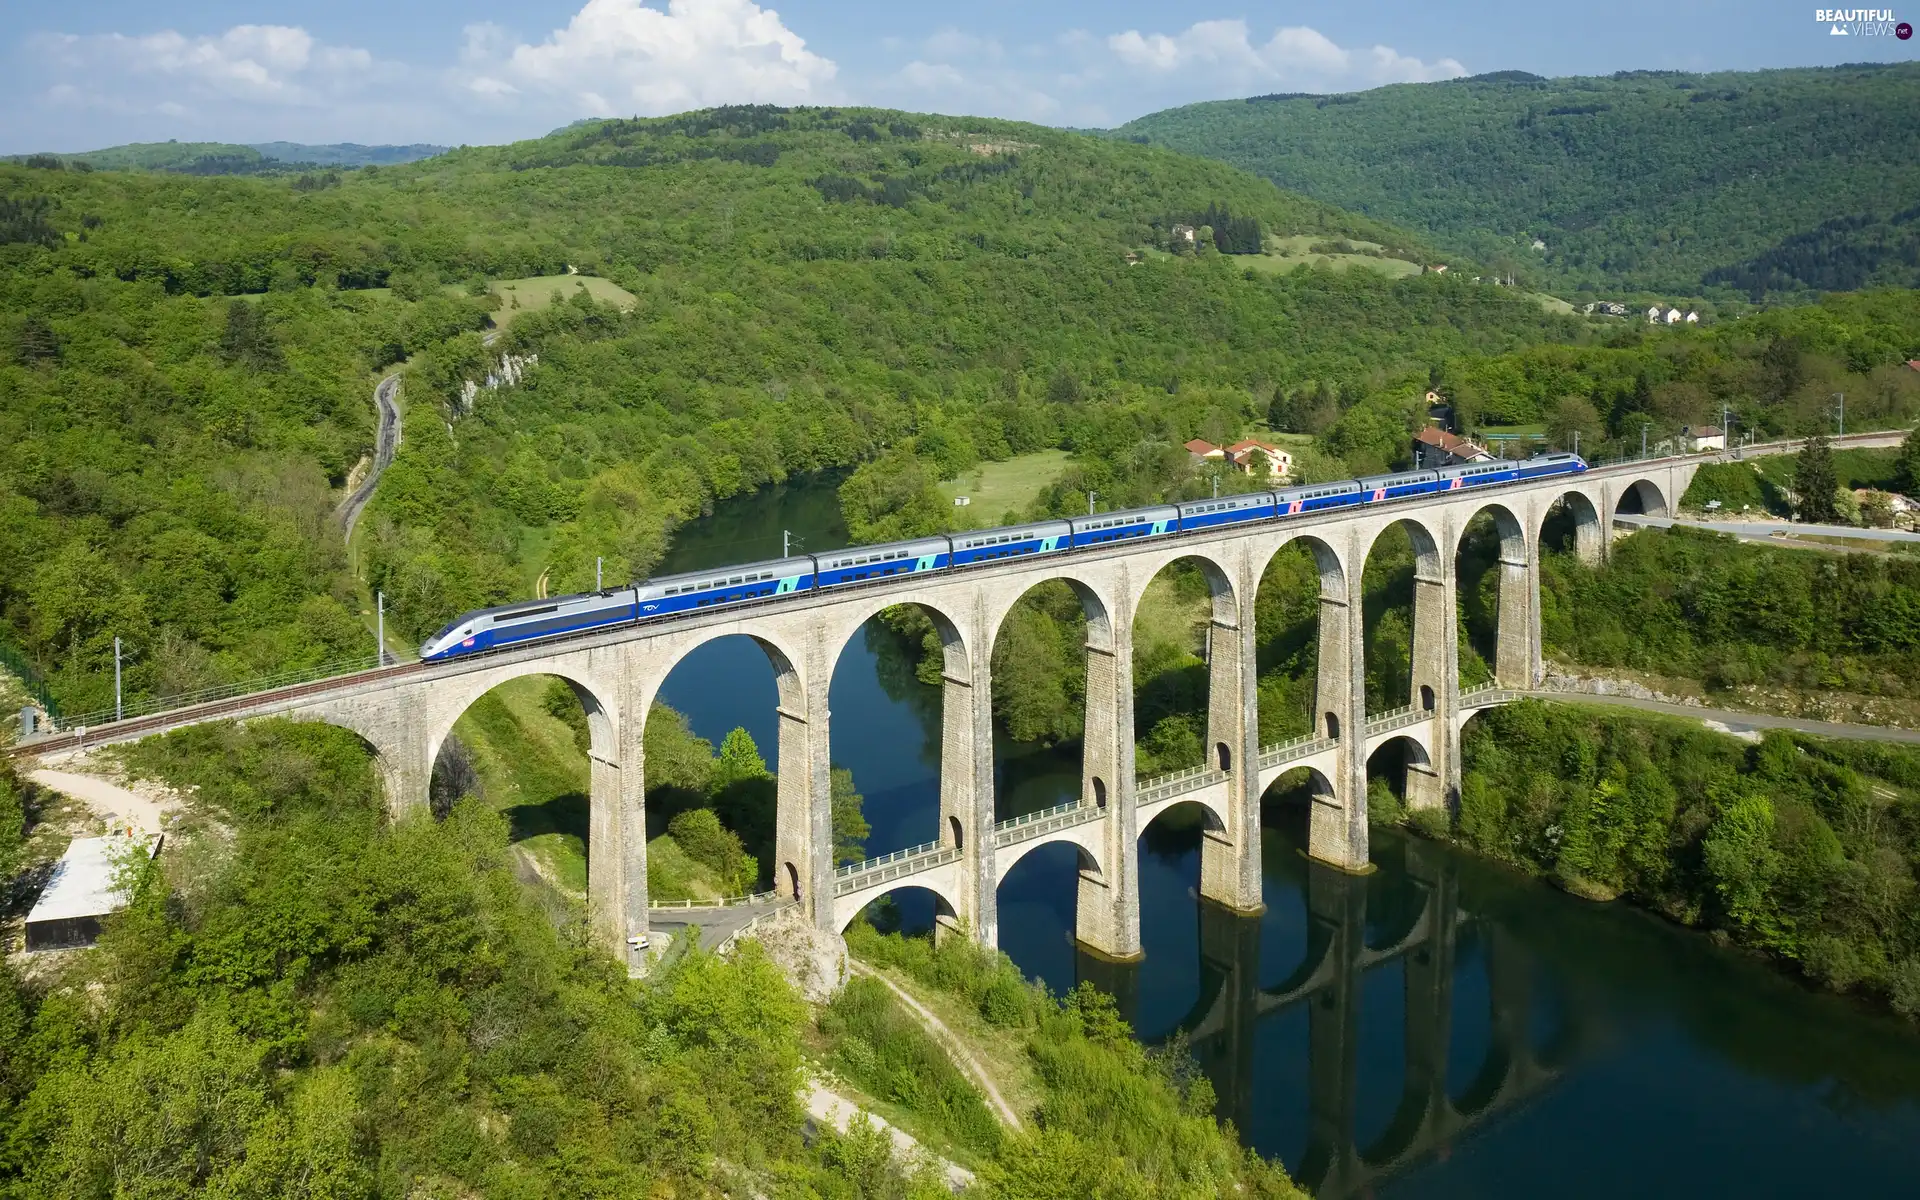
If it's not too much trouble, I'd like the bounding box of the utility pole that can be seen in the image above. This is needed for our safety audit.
[1832,392,1845,436]
[1088,491,1098,515]
[114,636,122,722]
[1640,423,1650,460]
[783,529,794,558]
[1572,430,1579,458]
[596,556,603,591]
[377,591,386,667]
[1212,475,1220,499]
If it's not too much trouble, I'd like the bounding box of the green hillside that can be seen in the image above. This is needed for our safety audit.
[0,104,1590,716]
[1116,63,1920,299]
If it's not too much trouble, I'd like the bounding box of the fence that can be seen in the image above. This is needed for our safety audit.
[833,841,960,896]
[49,654,386,732]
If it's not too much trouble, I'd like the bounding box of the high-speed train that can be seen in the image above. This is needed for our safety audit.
[419,452,1586,661]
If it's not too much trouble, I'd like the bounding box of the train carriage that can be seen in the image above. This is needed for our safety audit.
[1355,469,1442,504]
[1070,505,1181,548]
[1436,459,1521,491]
[1177,491,1277,532]
[813,537,951,588]
[1273,481,1363,516]
[421,590,638,661]
[949,521,1072,566]
[635,556,815,618]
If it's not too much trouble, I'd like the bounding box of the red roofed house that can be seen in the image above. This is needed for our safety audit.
[1907,360,1920,373]
[1223,439,1293,480]
[1186,438,1292,480]
[1412,425,1494,469]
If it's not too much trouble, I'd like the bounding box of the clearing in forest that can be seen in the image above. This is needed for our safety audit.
[488,275,638,330]
[938,449,1071,525]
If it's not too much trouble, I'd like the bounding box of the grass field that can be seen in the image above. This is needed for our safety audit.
[451,676,591,895]
[939,449,1072,525]
[1239,234,1424,279]
[487,274,638,330]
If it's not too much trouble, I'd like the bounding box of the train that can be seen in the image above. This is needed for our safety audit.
[418,452,1587,662]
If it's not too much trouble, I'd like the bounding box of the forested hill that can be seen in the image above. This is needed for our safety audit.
[1114,63,1920,299]
[2,105,1589,716]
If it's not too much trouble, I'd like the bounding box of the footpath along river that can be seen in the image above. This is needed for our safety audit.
[650,472,1920,1197]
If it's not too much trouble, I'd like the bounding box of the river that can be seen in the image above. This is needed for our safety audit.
[652,472,1920,1196]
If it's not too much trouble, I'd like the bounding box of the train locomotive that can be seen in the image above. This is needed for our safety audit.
[419,452,1586,662]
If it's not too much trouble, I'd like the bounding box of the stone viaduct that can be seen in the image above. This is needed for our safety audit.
[18,458,1697,971]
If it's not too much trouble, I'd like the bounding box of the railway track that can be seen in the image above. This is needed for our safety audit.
[4,661,432,761]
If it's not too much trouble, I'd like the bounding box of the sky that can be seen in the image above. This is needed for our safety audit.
[4,0,1916,153]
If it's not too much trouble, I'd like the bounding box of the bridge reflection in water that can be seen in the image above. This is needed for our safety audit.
[1076,833,1586,1198]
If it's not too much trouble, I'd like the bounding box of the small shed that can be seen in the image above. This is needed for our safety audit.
[23,833,160,951]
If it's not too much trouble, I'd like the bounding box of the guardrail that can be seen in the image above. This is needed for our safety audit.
[995,800,1101,846]
[833,843,960,896]
[1256,733,1338,769]
[1135,762,1226,806]
[650,889,781,910]
[716,898,800,955]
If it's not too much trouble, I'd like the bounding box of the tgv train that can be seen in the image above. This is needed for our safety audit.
[419,452,1587,662]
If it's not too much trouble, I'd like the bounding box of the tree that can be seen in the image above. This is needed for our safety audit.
[1894,428,1920,498]
[1792,433,1842,523]
[829,767,869,865]
[1546,396,1604,454]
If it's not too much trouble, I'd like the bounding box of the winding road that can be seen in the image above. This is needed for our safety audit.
[338,372,402,540]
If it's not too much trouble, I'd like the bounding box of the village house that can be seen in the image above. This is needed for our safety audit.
[1664,307,1684,325]
[1412,425,1494,469]
[1170,224,1197,248]
[1685,310,1700,324]
[1186,438,1292,480]
[1680,424,1726,452]
[1647,305,1662,324]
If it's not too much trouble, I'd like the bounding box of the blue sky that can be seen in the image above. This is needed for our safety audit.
[5,0,1914,152]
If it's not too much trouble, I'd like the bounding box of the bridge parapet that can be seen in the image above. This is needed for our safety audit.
[994,800,1101,848]
[1135,763,1227,807]
[1256,733,1339,771]
[1364,704,1427,738]
[833,840,961,898]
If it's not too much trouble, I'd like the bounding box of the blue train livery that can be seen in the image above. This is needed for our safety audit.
[1070,505,1180,548]
[814,538,951,588]
[1176,492,1277,531]
[950,521,1072,566]
[419,452,1588,662]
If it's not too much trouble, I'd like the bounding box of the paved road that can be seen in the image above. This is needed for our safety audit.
[1524,689,1920,744]
[338,373,402,540]
[1617,514,1920,545]
[647,899,785,950]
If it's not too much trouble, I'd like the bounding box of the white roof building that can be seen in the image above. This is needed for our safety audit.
[24,833,161,951]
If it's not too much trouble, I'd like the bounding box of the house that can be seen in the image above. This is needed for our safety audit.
[1184,438,1227,463]
[1664,307,1684,325]
[1685,310,1700,324]
[1412,425,1494,469]
[1223,439,1292,479]
[1531,238,1547,251]
[1170,224,1197,247]
[1906,360,1920,373]
[1680,424,1725,452]
[1429,264,1449,274]
[1647,305,1663,324]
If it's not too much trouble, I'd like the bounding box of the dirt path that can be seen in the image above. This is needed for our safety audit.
[338,373,402,540]
[1527,689,1920,745]
[28,767,175,834]
[803,1080,974,1192]
[849,960,1023,1130]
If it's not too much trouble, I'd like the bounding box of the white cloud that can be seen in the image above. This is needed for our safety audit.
[30,23,386,117]
[468,0,838,119]
[867,18,1462,129]
[1105,19,1465,90]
